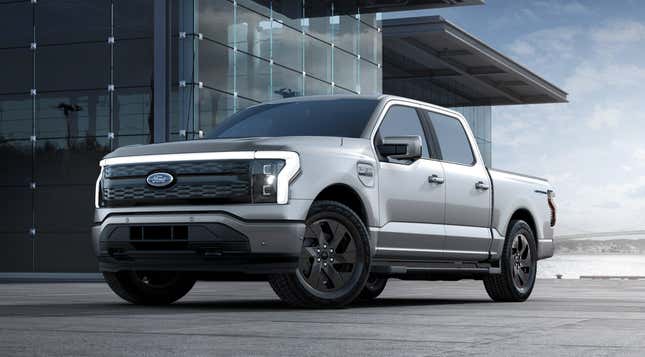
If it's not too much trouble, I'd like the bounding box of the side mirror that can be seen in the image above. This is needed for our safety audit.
[377,135,422,161]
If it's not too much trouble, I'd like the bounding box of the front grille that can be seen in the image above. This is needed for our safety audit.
[101,159,252,207]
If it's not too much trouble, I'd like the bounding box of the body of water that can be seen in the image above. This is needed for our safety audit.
[538,254,645,279]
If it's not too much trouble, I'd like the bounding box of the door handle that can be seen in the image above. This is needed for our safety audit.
[428,174,445,184]
[475,181,490,190]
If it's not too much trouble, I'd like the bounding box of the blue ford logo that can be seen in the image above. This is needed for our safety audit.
[146,172,174,188]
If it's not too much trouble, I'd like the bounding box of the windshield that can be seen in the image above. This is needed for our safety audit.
[208,98,380,139]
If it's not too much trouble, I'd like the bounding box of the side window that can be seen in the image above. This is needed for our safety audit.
[426,112,475,165]
[376,105,430,159]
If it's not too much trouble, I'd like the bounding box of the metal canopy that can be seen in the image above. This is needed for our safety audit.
[382,16,568,107]
[252,0,483,19]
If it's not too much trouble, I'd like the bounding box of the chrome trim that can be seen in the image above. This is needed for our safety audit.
[98,151,300,205]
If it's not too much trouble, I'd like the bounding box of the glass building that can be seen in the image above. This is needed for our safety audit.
[0,0,566,273]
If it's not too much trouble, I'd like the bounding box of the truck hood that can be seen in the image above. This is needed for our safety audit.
[103,136,344,159]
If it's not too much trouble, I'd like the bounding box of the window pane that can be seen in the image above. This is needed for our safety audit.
[37,0,109,45]
[37,43,108,92]
[333,48,357,92]
[359,22,380,63]
[34,137,109,185]
[0,187,32,233]
[115,87,152,136]
[305,16,330,43]
[0,234,33,272]
[199,40,235,93]
[0,140,32,186]
[305,76,330,96]
[377,106,429,159]
[0,95,32,140]
[305,35,331,81]
[272,21,303,71]
[209,98,379,139]
[332,15,357,53]
[0,2,32,49]
[0,48,32,95]
[114,0,153,39]
[36,90,109,139]
[115,38,154,88]
[199,0,235,45]
[235,3,271,60]
[36,233,98,272]
[360,60,378,95]
[35,185,94,233]
[198,88,235,136]
[427,112,475,165]
[272,65,302,100]
[236,52,270,102]
[114,134,150,147]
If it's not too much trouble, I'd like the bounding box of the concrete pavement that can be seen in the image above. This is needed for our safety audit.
[1,279,644,356]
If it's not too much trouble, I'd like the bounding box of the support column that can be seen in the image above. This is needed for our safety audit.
[153,0,171,143]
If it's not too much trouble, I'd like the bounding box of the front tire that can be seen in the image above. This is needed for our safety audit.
[269,200,372,308]
[103,271,196,305]
[483,220,537,302]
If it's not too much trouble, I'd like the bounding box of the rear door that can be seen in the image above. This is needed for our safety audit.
[422,110,492,261]
[374,105,446,259]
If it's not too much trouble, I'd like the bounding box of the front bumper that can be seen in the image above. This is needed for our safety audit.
[93,211,306,274]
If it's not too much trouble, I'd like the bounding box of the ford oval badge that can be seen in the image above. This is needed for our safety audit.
[146,172,174,188]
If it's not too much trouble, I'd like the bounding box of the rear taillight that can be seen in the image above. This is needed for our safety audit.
[547,190,556,227]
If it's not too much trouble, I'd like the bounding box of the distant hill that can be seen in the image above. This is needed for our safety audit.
[556,239,645,255]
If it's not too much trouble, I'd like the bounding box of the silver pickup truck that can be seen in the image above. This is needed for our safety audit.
[93,95,556,307]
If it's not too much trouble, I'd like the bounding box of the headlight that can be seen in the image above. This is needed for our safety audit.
[94,167,104,208]
[251,159,286,203]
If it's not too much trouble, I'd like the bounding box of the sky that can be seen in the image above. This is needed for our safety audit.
[386,0,645,235]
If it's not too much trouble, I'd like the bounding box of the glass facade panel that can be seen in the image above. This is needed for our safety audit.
[114,0,154,39]
[37,43,108,92]
[0,187,32,233]
[333,48,358,92]
[359,21,380,64]
[114,39,154,88]
[332,15,357,53]
[0,48,32,95]
[0,2,33,49]
[236,2,271,60]
[115,87,152,137]
[360,59,378,95]
[34,137,109,185]
[35,184,94,233]
[199,0,235,45]
[0,234,33,272]
[0,140,32,186]
[36,0,109,45]
[36,90,109,139]
[0,95,32,140]
[271,21,303,70]
[236,52,271,102]
[305,76,331,96]
[199,40,235,94]
[272,65,303,100]
[198,88,236,136]
[305,35,331,82]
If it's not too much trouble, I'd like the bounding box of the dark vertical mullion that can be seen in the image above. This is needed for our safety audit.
[153,0,170,143]
[31,0,36,272]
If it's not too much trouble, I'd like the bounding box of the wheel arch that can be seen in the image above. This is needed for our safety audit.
[507,208,537,245]
[311,183,369,227]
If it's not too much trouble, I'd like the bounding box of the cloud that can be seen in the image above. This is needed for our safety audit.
[591,20,645,45]
[587,105,621,130]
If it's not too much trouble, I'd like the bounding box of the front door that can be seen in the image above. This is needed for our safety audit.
[374,105,446,259]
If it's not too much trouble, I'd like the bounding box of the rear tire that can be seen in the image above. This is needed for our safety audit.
[358,275,387,300]
[483,220,537,302]
[269,200,371,308]
[103,271,196,305]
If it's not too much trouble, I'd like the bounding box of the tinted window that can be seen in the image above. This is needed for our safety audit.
[208,99,379,139]
[376,106,430,159]
[427,112,475,165]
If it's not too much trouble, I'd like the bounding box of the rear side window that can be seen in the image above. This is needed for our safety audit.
[376,105,430,159]
[426,111,475,165]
